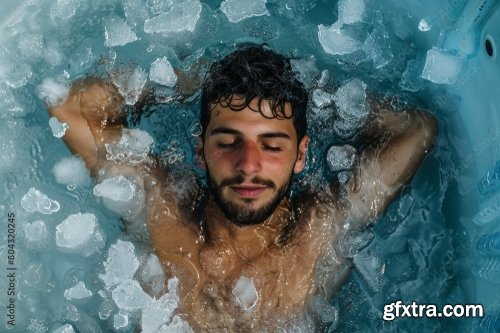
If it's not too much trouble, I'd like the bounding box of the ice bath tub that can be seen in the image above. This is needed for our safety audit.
[0,0,498,332]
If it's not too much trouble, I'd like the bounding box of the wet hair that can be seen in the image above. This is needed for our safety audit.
[200,46,308,143]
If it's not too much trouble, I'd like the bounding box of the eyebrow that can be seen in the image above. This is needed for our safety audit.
[210,127,291,140]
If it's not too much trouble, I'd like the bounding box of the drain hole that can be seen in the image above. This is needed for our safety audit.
[485,38,494,57]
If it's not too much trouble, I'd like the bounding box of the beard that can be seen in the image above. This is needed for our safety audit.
[206,170,292,227]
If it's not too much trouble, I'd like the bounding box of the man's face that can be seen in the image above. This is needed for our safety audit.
[200,97,308,226]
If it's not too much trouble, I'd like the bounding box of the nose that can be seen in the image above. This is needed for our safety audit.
[235,141,262,176]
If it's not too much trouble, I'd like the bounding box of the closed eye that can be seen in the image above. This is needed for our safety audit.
[263,146,282,152]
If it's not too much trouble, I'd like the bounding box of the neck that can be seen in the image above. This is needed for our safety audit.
[202,196,295,258]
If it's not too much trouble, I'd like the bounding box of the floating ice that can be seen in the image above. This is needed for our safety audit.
[353,250,384,292]
[141,277,182,333]
[318,70,329,88]
[333,78,370,124]
[150,57,177,87]
[104,17,138,47]
[64,281,93,300]
[0,83,24,116]
[23,220,48,250]
[399,58,427,92]
[362,14,393,68]
[100,240,140,289]
[105,128,154,164]
[311,295,337,323]
[221,0,269,23]
[337,0,365,25]
[21,188,60,215]
[50,0,80,20]
[123,0,150,27]
[418,17,432,32]
[48,117,69,138]
[144,0,202,34]
[111,66,148,105]
[112,279,152,311]
[290,56,320,89]
[312,89,334,108]
[52,156,91,187]
[44,40,65,67]
[232,276,258,310]
[318,23,362,56]
[27,319,48,333]
[24,261,52,291]
[4,62,32,88]
[38,78,70,108]
[52,324,75,333]
[326,145,357,173]
[94,176,136,202]
[338,229,375,258]
[139,253,166,296]
[113,312,129,329]
[56,213,106,257]
[384,250,417,282]
[421,47,463,84]
[162,315,194,333]
[19,34,44,60]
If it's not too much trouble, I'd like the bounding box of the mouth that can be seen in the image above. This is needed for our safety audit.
[230,185,268,198]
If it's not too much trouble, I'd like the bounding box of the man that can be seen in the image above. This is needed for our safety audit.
[48,46,437,332]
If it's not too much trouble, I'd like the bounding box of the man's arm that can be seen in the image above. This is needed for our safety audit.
[334,104,437,229]
[48,77,126,177]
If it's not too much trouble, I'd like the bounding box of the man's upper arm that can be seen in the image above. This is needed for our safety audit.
[337,107,437,228]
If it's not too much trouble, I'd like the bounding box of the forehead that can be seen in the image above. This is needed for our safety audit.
[206,98,296,138]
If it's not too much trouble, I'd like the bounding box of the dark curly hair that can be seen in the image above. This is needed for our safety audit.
[200,46,308,143]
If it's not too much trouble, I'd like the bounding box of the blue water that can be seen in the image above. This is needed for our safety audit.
[0,0,498,332]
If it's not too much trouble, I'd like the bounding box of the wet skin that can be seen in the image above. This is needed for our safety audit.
[48,78,437,332]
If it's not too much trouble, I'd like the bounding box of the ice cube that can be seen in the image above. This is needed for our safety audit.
[144,0,202,34]
[318,23,362,56]
[23,220,48,250]
[50,0,80,20]
[64,281,93,300]
[161,315,194,333]
[21,188,61,215]
[333,78,370,123]
[27,319,48,333]
[52,156,92,187]
[141,285,180,333]
[337,0,365,25]
[221,0,269,23]
[150,57,177,87]
[4,62,32,88]
[146,0,176,15]
[104,16,139,47]
[232,276,258,310]
[38,78,70,108]
[113,312,129,329]
[318,70,330,88]
[122,0,150,27]
[399,58,427,92]
[112,279,152,311]
[353,250,384,292]
[290,56,320,89]
[111,65,148,105]
[52,324,75,333]
[105,128,154,164]
[139,253,166,295]
[326,145,357,173]
[100,240,140,289]
[93,176,136,202]
[24,261,52,291]
[312,89,334,108]
[48,117,69,138]
[19,34,44,60]
[55,213,106,257]
[421,47,463,84]
[362,15,393,69]
[418,16,432,32]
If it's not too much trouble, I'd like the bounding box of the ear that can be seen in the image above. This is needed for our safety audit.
[293,135,309,174]
[196,139,206,170]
